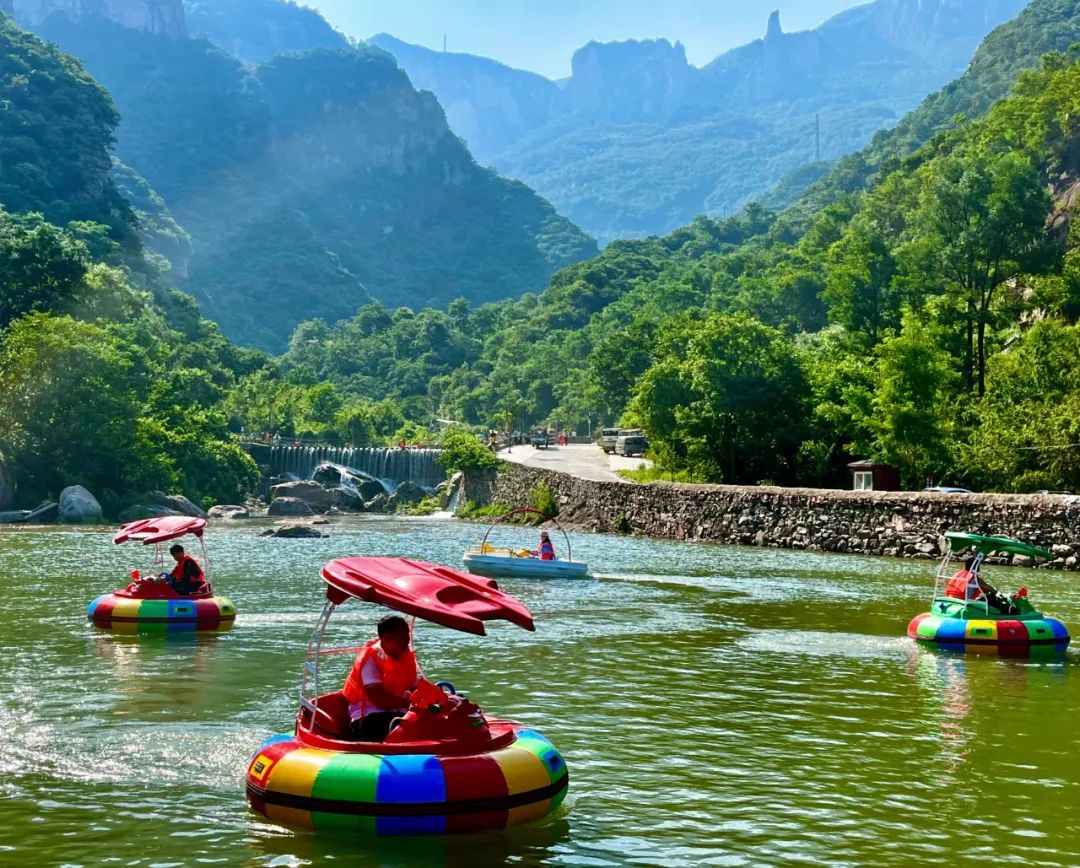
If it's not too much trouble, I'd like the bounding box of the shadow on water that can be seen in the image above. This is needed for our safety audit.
[245,815,572,867]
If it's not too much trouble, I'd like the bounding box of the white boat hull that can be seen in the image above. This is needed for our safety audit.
[463,552,589,579]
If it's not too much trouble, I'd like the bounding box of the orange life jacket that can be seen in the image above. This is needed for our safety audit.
[342,638,418,714]
[945,569,982,600]
[172,555,205,584]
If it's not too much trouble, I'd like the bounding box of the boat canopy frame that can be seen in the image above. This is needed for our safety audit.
[931,531,1051,611]
[112,516,212,584]
[301,557,536,723]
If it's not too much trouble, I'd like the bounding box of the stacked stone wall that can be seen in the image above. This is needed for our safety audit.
[480,464,1080,568]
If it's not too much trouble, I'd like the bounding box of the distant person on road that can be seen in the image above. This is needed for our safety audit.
[343,615,420,742]
[531,531,556,561]
[169,544,206,595]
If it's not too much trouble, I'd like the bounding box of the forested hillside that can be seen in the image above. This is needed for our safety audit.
[782,0,1080,221]
[0,12,441,511]
[23,13,595,351]
[373,0,1025,243]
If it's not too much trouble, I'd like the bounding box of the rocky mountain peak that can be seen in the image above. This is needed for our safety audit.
[766,9,783,41]
[14,0,186,37]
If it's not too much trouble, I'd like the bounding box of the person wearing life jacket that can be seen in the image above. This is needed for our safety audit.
[342,615,420,742]
[945,557,985,601]
[944,557,1019,614]
[532,531,556,561]
[169,544,206,595]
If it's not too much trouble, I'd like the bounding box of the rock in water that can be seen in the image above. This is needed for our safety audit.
[118,504,179,523]
[145,491,207,518]
[58,486,103,523]
[24,501,58,523]
[259,522,328,538]
[208,504,250,520]
[268,496,315,517]
[268,480,334,514]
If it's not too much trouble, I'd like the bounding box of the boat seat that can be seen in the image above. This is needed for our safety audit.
[309,691,350,739]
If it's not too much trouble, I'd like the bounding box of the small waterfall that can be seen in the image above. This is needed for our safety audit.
[267,445,445,490]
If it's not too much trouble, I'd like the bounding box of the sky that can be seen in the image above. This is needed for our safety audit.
[305,0,870,79]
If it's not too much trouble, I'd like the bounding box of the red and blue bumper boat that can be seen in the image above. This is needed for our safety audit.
[87,516,236,633]
[908,531,1069,656]
[245,556,569,836]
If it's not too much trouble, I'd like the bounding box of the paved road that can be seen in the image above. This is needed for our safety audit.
[498,442,651,482]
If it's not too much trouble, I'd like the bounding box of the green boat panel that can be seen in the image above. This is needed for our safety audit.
[930,597,1048,622]
[944,531,1051,560]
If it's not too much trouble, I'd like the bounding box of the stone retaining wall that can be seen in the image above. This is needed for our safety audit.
[479,463,1080,568]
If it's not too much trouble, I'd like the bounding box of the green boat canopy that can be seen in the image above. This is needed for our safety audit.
[944,531,1052,561]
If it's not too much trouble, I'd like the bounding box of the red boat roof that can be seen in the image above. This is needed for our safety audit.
[320,557,535,636]
[113,516,206,545]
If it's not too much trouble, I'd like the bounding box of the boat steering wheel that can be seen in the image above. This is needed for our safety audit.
[435,680,457,695]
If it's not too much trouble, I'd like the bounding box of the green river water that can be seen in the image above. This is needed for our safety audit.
[2,516,1080,867]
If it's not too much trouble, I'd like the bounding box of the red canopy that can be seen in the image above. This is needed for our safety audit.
[113,516,206,545]
[320,557,535,636]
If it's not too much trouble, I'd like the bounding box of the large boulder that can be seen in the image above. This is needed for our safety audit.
[268,496,314,517]
[145,491,207,518]
[0,449,12,510]
[58,486,103,523]
[389,480,428,507]
[259,521,328,538]
[331,488,363,511]
[269,480,334,514]
[312,463,386,503]
[208,504,250,520]
[364,493,390,513]
[118,504,179,523]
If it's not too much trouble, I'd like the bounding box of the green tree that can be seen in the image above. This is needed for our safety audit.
[912,146,1056,394]
[868,310,958,487]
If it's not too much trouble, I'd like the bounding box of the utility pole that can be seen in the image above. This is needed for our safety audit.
[814,113,820,162]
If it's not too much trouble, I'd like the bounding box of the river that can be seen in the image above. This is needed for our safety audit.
[2,517,1080,866]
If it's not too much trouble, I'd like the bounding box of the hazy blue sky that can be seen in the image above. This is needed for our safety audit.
[306,0,869,78]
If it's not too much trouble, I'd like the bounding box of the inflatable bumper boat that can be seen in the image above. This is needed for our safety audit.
[87,516,236,633]
[245,556,569,835]
[907,531,1070,655]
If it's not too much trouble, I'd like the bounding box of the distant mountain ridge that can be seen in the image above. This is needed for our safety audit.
[10,3,596,351]
[370,0,1027,242]
[11,0,186,35]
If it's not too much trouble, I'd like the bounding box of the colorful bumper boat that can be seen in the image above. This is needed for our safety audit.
[87,516,236,633]
[463,508,588,579]
[907,531,1070,655]
[245,556,569,836]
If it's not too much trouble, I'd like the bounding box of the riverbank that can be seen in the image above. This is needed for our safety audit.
[477,463,1080,568]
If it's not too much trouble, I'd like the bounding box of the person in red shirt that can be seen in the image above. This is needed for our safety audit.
[168,544,206,595]
[342,615,420,742]
[532,531,556,560]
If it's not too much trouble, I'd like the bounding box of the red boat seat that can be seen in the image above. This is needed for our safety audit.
[307,691,350,739]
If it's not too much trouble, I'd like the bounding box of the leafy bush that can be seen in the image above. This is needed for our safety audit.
[437,430,500,474]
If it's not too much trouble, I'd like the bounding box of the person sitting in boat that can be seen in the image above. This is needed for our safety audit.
[531,531,556,561]
[342,615,420,742]
[945,557,1018,614]
[168,544,206,595]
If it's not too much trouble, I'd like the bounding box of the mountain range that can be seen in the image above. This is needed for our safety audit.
[369,0,1028,242]
[4,0,596,350]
